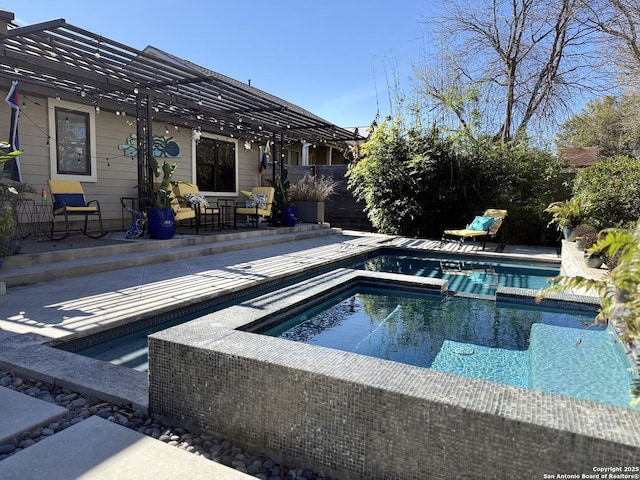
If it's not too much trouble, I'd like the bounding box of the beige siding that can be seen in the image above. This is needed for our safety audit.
[236,144,266,195]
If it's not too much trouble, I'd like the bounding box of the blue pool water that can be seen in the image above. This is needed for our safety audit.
[351,252,560,294]
[264,287,636,409]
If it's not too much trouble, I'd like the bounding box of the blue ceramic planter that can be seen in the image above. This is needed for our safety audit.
[147,208,175,239]
[282,206,297,227]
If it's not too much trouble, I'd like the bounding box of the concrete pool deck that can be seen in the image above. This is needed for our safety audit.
[0,226,608,478]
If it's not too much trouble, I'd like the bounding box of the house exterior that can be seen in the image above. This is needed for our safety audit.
[0,10,361,231]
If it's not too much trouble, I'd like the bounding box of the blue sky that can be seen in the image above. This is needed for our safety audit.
[2,1,433,129]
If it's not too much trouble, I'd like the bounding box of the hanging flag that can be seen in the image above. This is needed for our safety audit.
[4,80,22,182]
[259,142,270,175]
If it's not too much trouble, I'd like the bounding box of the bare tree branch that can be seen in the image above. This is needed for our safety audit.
[580,0,640,88]
[418,0,608,141]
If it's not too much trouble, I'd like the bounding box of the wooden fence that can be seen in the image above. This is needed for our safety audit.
[265,164,372,231]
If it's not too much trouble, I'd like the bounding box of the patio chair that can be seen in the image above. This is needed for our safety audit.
[47,179,107,241]
[441,209,507,250]
[235,187,275,228]
[173,183,220,231]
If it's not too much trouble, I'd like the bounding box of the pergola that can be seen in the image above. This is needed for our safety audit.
[0,10,363,191]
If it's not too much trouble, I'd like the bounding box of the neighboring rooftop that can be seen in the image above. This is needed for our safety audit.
[557,146,599,168]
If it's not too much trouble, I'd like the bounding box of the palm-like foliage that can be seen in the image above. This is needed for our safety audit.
[151,156,177,209]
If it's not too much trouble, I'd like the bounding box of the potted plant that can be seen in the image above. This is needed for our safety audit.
[544,197,586,240]
[573,224,596,250]
[147,156,177,239]
[0,142,35,260]
[579,226,606,268]
[289,174,338,224]
[268,168,297,227]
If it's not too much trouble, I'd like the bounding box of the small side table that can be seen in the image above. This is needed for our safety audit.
[217,199,236,230]
[13,199,35,239]
[33,203,53,241]
[200,206,221,231]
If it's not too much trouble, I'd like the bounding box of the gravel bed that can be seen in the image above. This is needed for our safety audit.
[0,371,327,479]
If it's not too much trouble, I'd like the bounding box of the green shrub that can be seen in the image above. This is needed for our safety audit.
[347,119,571,245]
[573,156,640,229]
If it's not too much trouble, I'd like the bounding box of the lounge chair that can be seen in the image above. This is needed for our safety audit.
[441,209,507,250]
[235,187,275,228]
[47,179,107,240]
[173,183,220,231]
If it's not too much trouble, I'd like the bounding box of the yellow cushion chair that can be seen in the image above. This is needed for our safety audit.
[173,183,220,231]
[235,187,275,228]
[47,179,107,240]
[441,209,507,250]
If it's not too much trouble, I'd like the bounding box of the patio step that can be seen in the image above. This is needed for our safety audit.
[0,386,68,445]
[0,415,253,480]
[0,225,340,288]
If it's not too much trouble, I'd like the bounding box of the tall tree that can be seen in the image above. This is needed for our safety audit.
[581,0,640,88]
[418,0,604,142]
[556,92,640,157]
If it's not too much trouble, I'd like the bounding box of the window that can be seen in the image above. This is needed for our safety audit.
[283,148,300,165]
[194,134,237,193]
[48,98,97,181]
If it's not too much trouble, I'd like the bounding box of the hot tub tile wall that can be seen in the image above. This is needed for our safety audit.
[148,270,640,479]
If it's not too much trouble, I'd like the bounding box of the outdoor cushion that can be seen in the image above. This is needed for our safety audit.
[247,193,267,209]
[52,193,86,208]
[467,215,494,231]
[183,192,210,208]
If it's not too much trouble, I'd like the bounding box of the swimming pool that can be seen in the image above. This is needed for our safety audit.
[351,250,560,295]
[263,286,636,409]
